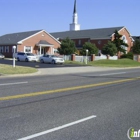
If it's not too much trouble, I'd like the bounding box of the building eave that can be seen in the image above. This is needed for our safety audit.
[42,30,61,44]
[17,30,61,45]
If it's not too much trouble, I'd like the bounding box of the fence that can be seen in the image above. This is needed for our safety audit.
[75,56,91,62]
[109,56,118,60]
[62,55,118,62]
[94,55,107,61]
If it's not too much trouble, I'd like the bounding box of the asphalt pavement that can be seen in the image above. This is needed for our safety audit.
[0,68,140,140]
[0,58,123,77]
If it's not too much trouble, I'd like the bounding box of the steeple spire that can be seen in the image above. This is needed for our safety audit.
[70,0,80,31]
[73,0,76,14]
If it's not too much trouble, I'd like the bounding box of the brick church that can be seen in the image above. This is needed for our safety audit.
[50,0,134,55]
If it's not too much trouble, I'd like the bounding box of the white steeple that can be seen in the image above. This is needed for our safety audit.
[70,0,80,31]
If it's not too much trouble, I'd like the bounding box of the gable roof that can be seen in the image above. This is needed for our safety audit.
[50,26,124,40]
[0,29,61,45]
[0,30,42,45]
[36,40,53,46]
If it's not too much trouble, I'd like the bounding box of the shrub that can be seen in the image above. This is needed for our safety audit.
[120,52,133,60]
[80,42,98,56]
[102,41,117,56]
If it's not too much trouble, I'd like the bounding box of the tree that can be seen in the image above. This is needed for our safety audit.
[132,40,140,54]
[112,30,128,54]
[102,41,117,56]
[57,37,77,55]
[80,42,98,55]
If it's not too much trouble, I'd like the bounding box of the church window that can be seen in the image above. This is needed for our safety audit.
[79,40,81,45]
[24,46,32,53]
[53,48,58,54]
[98,40,101,44]
[0,46,4,53]
[5,46,9,53]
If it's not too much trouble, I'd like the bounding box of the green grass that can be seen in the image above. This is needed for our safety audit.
[0,64,38,75]
[65,59,140,67]
[65,60,86,65]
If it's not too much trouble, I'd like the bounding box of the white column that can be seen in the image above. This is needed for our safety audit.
[40,45,41,55]
[51,47,52,55]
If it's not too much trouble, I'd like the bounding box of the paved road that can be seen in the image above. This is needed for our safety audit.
[0,68,140,140]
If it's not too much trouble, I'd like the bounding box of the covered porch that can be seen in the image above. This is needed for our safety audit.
[36,40,54,55]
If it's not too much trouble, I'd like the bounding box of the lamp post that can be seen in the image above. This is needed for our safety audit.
[13,46,16,67]
[86,49,88,64]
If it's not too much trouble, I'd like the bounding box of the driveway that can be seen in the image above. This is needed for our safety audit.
[0,59,84,69]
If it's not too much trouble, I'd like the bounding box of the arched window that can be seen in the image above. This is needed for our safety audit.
[122,35,127,43]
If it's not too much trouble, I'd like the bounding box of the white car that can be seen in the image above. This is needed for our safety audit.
[16,52,37,62]
[0,53,5,59]
[40,54,64,64]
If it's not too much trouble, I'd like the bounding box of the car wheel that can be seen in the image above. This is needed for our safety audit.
[17,57,20,61]
[25,58,28,62]
[52,60,55,64]
[40,59,44,63]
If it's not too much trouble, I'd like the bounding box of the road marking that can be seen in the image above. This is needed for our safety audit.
[0,77,140,101]
[0,81,28,86]
[99,72,126,76]
[17,115,96,140]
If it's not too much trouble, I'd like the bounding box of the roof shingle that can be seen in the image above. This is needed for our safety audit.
[0,30,42,45]
[50,26,124,40]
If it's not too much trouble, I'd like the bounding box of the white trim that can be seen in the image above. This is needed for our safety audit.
[17,30,44,44]
[36,44,54,47]
[17,30,61,45]
[42,30,61,44]
[24,46,32,53]
[17,41,23,45]
[110,27,124,37]
[111,26,135,42]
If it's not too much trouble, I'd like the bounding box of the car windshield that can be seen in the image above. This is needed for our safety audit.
[26,53,34,56]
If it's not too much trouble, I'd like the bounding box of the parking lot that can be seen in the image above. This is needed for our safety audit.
[0,59,82,69]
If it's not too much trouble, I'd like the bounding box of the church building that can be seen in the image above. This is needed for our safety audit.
[0,0,135,58]
[50,0,134,55]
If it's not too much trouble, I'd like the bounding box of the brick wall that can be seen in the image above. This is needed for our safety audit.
[17,31,60,54]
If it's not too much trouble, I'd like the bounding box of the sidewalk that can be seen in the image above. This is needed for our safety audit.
[1,65,137,78]
[37,66,120,75]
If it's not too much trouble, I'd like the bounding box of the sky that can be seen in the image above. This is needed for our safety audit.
[0,0,139,36]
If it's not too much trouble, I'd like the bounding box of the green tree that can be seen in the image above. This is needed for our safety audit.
[58,37,77,55]
[112,30,128,54]
[102,41,117,56]
[132,40,140,54]
[80,42,98,55]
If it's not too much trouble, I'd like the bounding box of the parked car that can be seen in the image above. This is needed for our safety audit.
[15,52,37,62]
[0,53,5,59]
[39,54,64,64]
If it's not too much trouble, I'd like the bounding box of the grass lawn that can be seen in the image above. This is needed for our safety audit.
[0,64,38,75]
[65,60,86,65]
[65,59,140,67]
